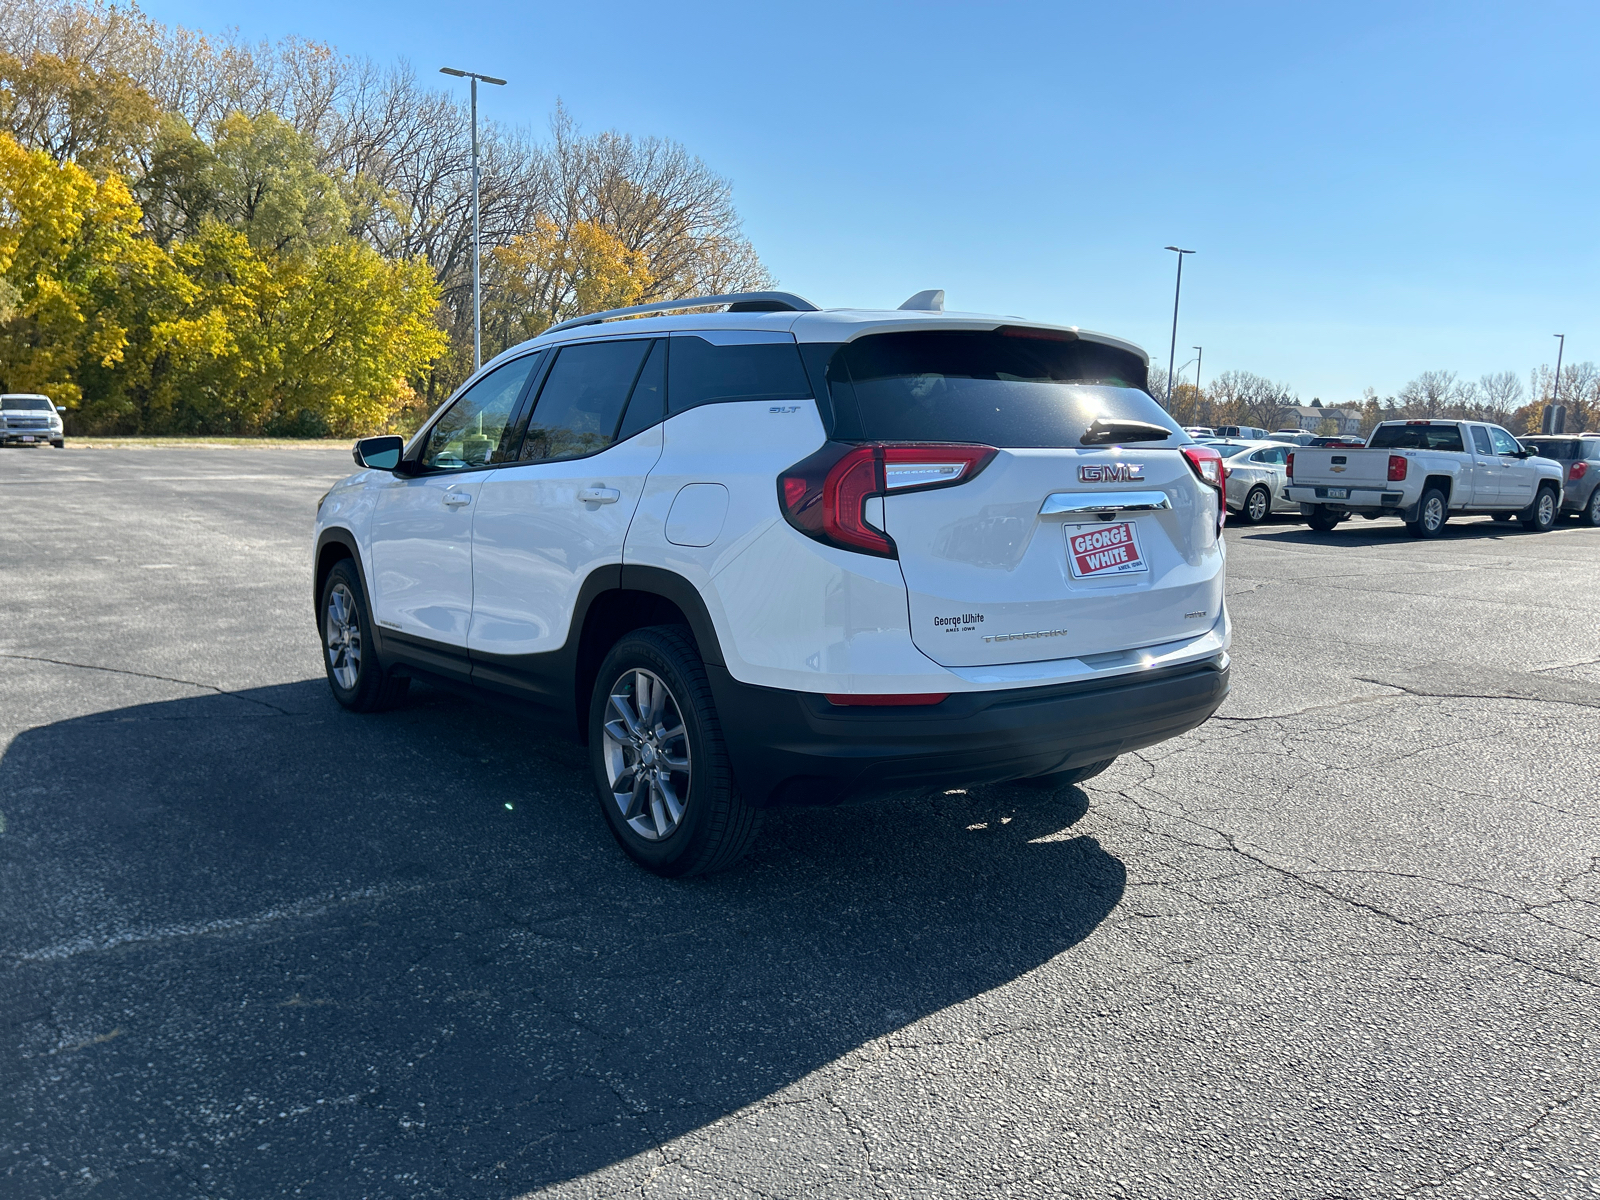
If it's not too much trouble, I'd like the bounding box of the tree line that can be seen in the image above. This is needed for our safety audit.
[0,0,770,435]
[1158,359,1595,438]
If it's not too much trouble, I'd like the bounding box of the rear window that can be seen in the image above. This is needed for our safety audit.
[1367,424,1465,452]
[1524,438,1577,460]
[827,330,1173,446]
[667,335,811,414]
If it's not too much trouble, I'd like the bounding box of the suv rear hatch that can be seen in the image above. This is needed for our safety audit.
[826,329,1224,667]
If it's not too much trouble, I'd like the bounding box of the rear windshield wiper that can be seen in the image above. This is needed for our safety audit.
[1080,418,1174,445]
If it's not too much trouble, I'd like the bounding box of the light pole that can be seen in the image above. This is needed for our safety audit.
[1163,246,1194,409]
[1552,333,1565,406]
[1192,345,1203,399]
[440,66,507,373]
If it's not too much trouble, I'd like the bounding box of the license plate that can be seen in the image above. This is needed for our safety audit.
[1324,488,1347,499]
[20,436,33,443]
[1065,521,1148,579]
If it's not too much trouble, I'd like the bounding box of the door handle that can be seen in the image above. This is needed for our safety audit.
[579,487,621,504]
[442,491,472,507]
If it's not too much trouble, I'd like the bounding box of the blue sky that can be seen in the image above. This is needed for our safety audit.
[140,0,1599,402]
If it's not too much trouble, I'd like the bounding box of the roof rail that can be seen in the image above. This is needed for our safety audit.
[543,291,819,335]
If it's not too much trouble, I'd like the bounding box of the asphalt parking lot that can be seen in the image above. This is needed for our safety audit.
[2,446,1598,1200]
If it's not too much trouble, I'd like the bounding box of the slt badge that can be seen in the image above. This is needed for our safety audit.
[1079,463,1144,482]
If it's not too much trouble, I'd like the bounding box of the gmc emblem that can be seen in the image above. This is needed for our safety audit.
[1079,463,1144,482]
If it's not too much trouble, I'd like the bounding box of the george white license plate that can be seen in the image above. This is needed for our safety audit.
[1064,521,1148,579]
[1324,488,1347,499]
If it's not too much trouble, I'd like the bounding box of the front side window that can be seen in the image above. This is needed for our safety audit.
[520,338,654,463]
[1489,426,1521,456]
[421,354,540,471]
[1523,438,1575,460]
[827,330,1172,446]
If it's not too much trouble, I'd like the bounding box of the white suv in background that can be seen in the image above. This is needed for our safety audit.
[313,290,1232,875]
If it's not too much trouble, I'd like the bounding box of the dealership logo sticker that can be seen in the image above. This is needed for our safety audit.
[1065,521,1148,578]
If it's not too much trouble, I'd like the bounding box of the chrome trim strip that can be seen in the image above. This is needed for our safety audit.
[1039,490,1173,515]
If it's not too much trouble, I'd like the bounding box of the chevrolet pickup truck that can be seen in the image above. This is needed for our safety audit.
[1285,419,1565,537]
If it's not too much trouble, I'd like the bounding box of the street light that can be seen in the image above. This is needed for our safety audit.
[1552,333,1565,406]
[1192,345,1203,399]
[1163,247,1194,409]
[440,66,507,373]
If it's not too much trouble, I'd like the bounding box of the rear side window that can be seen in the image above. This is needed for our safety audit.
[521,339,654,462]
[1583,439,1600,459]
[1367,424,1465,452]
[1470,427,1493,455]
[828,330,1172,446]
[667,334,811,415]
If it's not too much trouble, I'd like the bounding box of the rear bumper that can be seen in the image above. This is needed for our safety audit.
[708,654,1230,807]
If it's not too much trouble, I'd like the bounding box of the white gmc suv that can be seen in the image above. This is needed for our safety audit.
[312,291,1232,875]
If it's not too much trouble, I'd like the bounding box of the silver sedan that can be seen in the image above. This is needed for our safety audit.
[1218,440,1293,524]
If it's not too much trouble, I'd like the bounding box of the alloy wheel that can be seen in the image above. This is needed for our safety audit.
[1537,491,1556,526]
[1588,489,1600,525]
[325,582,361,689]
[1422,495,1445,532]
[1247,488,1269,522]
[602,668,692,841]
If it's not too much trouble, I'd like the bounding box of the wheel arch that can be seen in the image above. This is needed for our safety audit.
[1423,474,1453,504]
[571,566,726,744]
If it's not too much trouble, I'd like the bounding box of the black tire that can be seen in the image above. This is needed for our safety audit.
[1018,756,1117,789]
[1521,485,1558,532]
[1240,485,1271,525]
[1584,488,1600,528]
[1406,487,1448,538]
[51,440,64,449]
[319,559,410,712]
[1305,506,1342,532]
[588,625,761,877]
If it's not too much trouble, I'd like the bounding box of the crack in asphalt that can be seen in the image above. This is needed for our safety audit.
[1395,1081,1593,1196]
[1353,677,1600,710]
[1100,779,1600,993]
[0,652,296,715]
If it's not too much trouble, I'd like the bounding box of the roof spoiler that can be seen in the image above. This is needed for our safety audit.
[543,291,819,335]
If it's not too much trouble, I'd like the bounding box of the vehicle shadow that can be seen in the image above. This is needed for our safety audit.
[1237,514,1537,546]
[0,680,1122,1198]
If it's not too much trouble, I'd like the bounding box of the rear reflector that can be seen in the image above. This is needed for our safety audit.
[826,693,950,706]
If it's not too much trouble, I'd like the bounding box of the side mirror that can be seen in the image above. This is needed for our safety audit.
[55,405,66,413]
[353,435,404,470]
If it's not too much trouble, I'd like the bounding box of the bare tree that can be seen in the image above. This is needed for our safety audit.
[1475,371,1523,418]
[1397,370,1459,419]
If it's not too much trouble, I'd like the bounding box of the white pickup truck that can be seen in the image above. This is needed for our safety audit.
[1285,419,1565,537]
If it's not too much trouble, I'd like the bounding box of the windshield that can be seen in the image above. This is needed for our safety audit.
[1367,424,1465,452]
[827,330,1177,446]
[3,397,52,411]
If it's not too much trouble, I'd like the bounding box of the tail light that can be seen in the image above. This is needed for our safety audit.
[1570,462,1588,481]
[1181,445,1224,489]
[1388,454,1408,482]
[1286,451,1294,480]
[779,442,997,558]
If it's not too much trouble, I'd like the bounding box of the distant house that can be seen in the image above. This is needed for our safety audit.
[1281,404,1362,434]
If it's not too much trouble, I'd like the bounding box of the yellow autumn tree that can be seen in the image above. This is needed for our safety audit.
[482,217,652,358]
[0,131,182,410]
